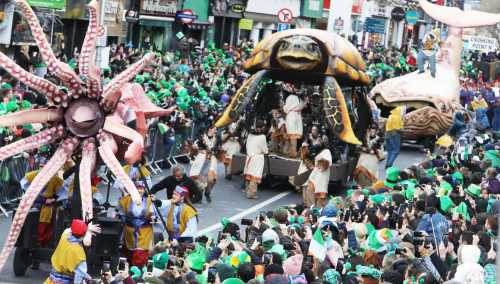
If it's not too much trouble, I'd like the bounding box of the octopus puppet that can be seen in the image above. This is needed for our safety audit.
[215,29,372,146]
[0,0,173,270]
[370,0,500,143]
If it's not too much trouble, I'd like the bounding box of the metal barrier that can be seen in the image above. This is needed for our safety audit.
[0,155,31,216]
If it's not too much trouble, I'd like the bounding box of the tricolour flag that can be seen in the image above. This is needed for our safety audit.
[308,228,326,261]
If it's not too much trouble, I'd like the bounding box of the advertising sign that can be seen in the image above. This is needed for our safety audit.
[364,17,386,34]
[463,35,499,52]
[239,18,253,30]
[27,0,65,10]
[140,0,177,17]
[405,10,419,25]
[391,7,405,21]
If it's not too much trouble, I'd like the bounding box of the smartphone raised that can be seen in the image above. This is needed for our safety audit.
[118,257,127,272]
[147,260,154,273]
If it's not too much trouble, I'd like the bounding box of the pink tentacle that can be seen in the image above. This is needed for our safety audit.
[80,138,97,221]
[0,126,64,161]
[15,0,83,92]
[103,117,144,165]
[0,53,67,105]
[97,132,142,205]
[101,53,155,112]
[79,0,102,97]
[0,108,63,128]
[0,137,78,271]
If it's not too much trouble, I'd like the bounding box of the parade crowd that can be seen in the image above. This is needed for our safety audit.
[0,37,499,284]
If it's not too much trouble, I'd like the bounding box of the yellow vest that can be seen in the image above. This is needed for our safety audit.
[166,203,197,236]
[25,171,63,223]
[119,195,153,250]
[123,164,150,180]
[385,107,404,132]
[49,230,86,275]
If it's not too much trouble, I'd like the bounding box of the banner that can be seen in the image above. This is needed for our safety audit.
[27,0,65,10]
[239,18,253,30]
[463,35,499,53]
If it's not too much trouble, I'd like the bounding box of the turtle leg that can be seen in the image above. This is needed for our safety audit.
[322,76,361,145]
[215,70,268,128]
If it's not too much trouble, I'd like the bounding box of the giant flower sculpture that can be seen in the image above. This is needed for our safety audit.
[0,0,173,269]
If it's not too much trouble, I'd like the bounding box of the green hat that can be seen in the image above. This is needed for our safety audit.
[439,195,455,212]
[346,189,354,198]
[143,72,151,80]
[1,83,12,90]
[400,180,416,201]
[367,228,398,252]
[68,58,77,70]
[130,266,142,280]
[452,171,464,184]
[20,100,32,110]
[465,184,481,198]
[355,265,382,279]
[135,75,144,84]
[438,182,453,197]
[425,167,436,177]
[222,278,245,284]
[323,268,341,284]
[153,252,169,269]
[452,202,470,221]
[370,193,391,205]
[157,122,168,135]
[483,150,500,168]
[268,244,287,260]
[384,167,400,189]
[160,79,169,88]
[226,251,251,268]
[186,243,208,271]
[221,217,230,229]
[6,100,18,113]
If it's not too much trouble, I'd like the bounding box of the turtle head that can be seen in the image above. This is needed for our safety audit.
[275,35,322,71]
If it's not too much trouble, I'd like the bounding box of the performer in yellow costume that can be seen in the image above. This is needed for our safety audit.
[117,179,154,267]
[44,219,91,284]
[21,170,63,246]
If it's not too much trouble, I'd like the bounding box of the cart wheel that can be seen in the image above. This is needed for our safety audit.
[13,247,30,276]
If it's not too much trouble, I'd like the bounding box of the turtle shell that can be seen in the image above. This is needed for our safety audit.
[243,28,370,86]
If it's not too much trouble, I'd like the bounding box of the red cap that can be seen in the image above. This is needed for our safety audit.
[71,219,88,238]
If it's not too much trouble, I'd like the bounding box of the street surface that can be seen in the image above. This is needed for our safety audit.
[0,145,423,283]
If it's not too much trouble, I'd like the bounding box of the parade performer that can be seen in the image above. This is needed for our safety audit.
[220,123,241,180]
[44,219,98,284]
[189,126,218,203]
[151,166,203,203]
[117,180,155,267]
[385,106,405,168]
[243,121,268,199]
[353,128,383,187]
[283,91,305,158]
[158,186,198,241]
[305,145,332,207]
[21,169,63,246]
[417,29,440,77]
[269,109,287,155]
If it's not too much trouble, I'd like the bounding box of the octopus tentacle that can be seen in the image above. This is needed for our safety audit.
[79,0,102,97]
[0,53,67,104]
[101,53,155,112]
[97,132,142,204]
[0,137,78,271]
[15,0,83,91]
[0,108,63,128]
[0,126,65,160]
[103,117,144,165]
[80,138,97,221]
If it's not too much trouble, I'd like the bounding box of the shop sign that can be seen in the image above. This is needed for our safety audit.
[405,10,419,25]
[464,35,499,52]
[364,17,385,34]
[231,3,245,13]
[125,10,139,22]
[140,0,176,17]
[176,9,197,24]
[351,0,363,14]
[27,0,65,10]
[302,0,323,19]
[391,7,405,21]
[239,18,253,30]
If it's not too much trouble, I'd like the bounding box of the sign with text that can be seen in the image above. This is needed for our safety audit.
[464,35,499,52]
[405,10,419,25]
[140,0,177,17]
[364,17,386,34]
[27,0,65,10]
[239,18,253,30]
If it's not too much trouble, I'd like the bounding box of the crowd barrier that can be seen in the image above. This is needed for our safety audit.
[0,155,33,216]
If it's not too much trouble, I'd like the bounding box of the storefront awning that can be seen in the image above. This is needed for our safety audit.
[139,15,174,27]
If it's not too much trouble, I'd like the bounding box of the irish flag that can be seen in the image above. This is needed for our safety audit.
[309,228,326,261]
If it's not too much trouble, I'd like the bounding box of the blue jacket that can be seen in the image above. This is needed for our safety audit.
[416,212,449,245]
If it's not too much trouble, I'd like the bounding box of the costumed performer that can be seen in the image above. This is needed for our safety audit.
[283,90,304,158]
[243,120,268,199]
[189,126,218,203]
[305,143,332,207]
[417,29,440,78]
[221,123,241,180]
[157,186,198,241]
[117,180,155,267]
[44,219,100,284]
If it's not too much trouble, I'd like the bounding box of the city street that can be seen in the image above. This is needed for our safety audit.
[0,146,424,283]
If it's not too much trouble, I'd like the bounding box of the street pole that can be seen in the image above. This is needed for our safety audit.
[50,9,55,46]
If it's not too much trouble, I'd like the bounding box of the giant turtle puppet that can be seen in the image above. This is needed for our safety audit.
[215,29,371,146]
[370,0,500,145]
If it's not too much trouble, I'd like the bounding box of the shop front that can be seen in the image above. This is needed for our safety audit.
[136,0,176,51]
[104,0,127,44]
[212,0,247,47]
